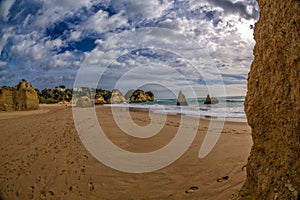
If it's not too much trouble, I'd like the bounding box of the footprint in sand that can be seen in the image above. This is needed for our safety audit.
[217,176,229,182]
[185,186,199,194]
[47,190,54,196]
[88,178,94,191]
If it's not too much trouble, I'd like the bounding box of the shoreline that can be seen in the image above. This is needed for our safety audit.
[0,104,252,199]
[0,103,248,123]
[104,103,248,123]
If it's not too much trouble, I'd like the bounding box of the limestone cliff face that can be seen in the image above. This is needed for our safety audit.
[14,81,40,111]
[0,81,39,111]
[95,89,111,104]
[240,0,300,199]
[126,89,155,103]
[0,88,15,111]
[108,89,127,104]
[76,96,93,107]
[145,91,154,101]
[176,91,188,106]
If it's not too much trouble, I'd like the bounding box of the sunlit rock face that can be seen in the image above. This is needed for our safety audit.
[0,80,39,111]
[240,0,300,199]
[176,91,188,106]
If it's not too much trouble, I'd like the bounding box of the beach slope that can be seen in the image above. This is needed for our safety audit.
[0,105,252,200]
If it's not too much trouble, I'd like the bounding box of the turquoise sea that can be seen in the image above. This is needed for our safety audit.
[107,96,246,121]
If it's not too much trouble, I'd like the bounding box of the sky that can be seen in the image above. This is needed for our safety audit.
[0,0,259,97]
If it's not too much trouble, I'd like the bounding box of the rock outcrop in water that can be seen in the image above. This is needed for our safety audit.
[125,89,155,103]
[176,91,188,106]
[204,94,219,104]
[145,91,154,101]
[129,90,147,103]
[0,80,39,111]
[239,0,300,199]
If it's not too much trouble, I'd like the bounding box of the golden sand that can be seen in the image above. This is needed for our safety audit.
[0,105,252,200]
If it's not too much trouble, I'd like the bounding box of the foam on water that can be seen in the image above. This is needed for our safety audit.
[104,96,247,122]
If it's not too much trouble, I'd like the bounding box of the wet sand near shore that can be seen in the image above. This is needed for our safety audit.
[0,105,252,200]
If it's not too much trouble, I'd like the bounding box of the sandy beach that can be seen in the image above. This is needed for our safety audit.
[0,105,252,200]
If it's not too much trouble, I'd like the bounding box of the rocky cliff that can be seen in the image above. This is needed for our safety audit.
[108,89,127,104]
[145,91,154,101]
[0,81,39,111]
[76,96,93,107]
[239,0,300,199]
[95,89,111,104]
[126,89,154,103]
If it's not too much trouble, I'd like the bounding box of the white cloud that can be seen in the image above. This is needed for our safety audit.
[10,31,49,62]
[47,51,81,69]
[112,0,172,19]
[30,44,47,61]
[84,10,128,34]
[0,0,16,21]
[0,33,9,55]
[204,0,259,20]
[70,30,82,40]
[0,0,258,95]
[34,0,93,27]
[0,60,7,67]
[45,38,63,50]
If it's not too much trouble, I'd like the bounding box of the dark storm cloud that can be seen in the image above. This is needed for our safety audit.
[208,0,259,20]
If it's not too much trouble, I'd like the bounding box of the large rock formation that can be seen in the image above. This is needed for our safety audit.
[204,94,219,104]
[108,89,127,104]
[38,87,73,104]
[0,87,14,111]
[126,89,154,103]
[176,91,188,106]
[239,0,300,199]
[94,96,106,104]
[145,91,154,101]
[76,96,93,107]
[129,90,147,103]
[0,80,39,111]
[95,89,111,104]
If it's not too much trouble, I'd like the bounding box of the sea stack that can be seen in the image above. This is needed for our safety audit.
[125,89,155,103]
[0,80,39,111]
[204,94,219,104]
[239,0,300,199]
[176,91,188,106]
[129,90,148,103]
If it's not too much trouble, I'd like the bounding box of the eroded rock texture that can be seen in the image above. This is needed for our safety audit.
[126,89,155,103]
[176,91,188,106]
[0,80,39,111]
[108,89,127,104]
[240,0,300,199]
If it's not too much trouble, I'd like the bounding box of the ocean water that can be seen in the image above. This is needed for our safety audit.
[106,96,246,122]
